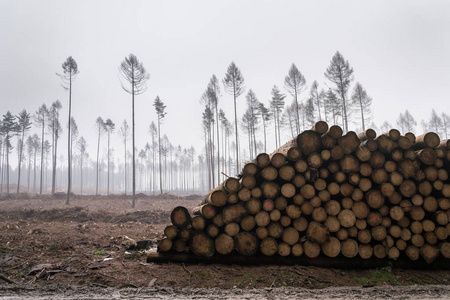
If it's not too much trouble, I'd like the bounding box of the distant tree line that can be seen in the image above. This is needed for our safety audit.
[1,51,449,203]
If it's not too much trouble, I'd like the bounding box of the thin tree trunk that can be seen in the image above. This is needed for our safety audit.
[294,87,300,133]
[33,150,37,194]
[341,91,348,132]
[96,127,100,195]
[210,118,215,186]
[360,100,365,131]
[233,86,239,174]
[80,155,83,195]
[40,121,45,195]
[215,106,220,186]
[17,129,25,193]
[274,109,278,149]
[52,135,58,194]
[158,118,162,195]
[277,108,281,147]
[6,143,9,195]
[205,129,211,191]
[66,73,72,204]
[27,152,31,193]
[132,72,136,207]
[107,132,110,195]
[262,118,267,153]
[124,139,127,194]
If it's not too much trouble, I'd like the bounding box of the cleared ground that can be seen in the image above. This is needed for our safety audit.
[0,194,449,299]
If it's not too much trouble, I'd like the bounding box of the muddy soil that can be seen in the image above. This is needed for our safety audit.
[1,284,450,299]
[0,194,449,299]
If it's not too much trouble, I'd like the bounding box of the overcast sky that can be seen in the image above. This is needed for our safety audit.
[1,0,449,167]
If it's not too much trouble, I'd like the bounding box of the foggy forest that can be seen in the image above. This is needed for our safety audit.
[1,51,449,199]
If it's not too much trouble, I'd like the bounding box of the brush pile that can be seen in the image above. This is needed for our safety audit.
[157,121,450,264]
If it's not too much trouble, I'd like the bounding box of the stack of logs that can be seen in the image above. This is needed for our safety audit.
[158,121,450,264]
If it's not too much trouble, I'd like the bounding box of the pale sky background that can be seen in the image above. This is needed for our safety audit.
[1,0,449,168]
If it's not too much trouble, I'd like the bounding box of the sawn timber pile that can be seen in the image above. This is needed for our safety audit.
[155,121,450,266]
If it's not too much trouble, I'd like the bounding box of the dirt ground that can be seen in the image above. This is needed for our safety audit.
[1,193,449,299]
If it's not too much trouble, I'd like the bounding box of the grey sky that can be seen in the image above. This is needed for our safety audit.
[1,0,449,167]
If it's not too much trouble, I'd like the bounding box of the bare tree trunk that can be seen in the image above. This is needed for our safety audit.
[52,135,58,194]
[341,90,348,133]
[124,139,127,194]
[210,121,215,187]
[359,100,365,131]
[80,155,83,195]
[33,150,37,194]
[107,132,110,195]
[27,152,31,193]
[294,87,300,133]
[132,88,136,206]
[158,118,162,195]
[233,86,239,174]
[66,74,72,203]
[205,129,211,191]
[215,106,220,187]
[96,127,100,195]
[277,108,281,147]
[6,144,9,195]
[40,122,45,194]
[17,130,25,193]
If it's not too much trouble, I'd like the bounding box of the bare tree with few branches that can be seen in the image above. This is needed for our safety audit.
[48,100,62,194]
[104,118,115,195]
[284,63,306,133]
[118,120,130,194]
[16,109,32,193]
[35,104,48,195]
[119,54,149,207]
[351,82,372,131]
[223,62,245,175]
[77,136,87,195]
[1,112,20,195]
[57,56,79,204]
[258,102,271,153]
[153,96,167,195]
[206,75,221,185]
[325,51,354,132]
[396,110,417,134]
[95,117,106,195]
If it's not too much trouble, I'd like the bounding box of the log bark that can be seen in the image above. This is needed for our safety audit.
[322,237,341,258]
[256,153,270,168]
[191,216,206,231]
[260,237,278,256]
[326,125,343,139]
[158,238,173,252]
[222,203,247,224]
[282,227,300,245]
[311,120,329,134]
[190,231,215,257]
[215,234,234,255]
[357,129,377,141]
[341,238,358,258]
[171,206,192,228]
[307,221,329,245]
[413,132,440,150]
[296,130,322,156]
[164,225,179,240]
[338,131,361,154]
[234,232,259,256]
[261,181,280,199]
[304,241,321,258]
[208,189,227,207]
[224,222,240,237]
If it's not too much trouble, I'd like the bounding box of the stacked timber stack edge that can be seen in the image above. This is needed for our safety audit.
[154,121,450,266]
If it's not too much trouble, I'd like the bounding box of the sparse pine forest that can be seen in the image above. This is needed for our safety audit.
[1,51,449,202]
